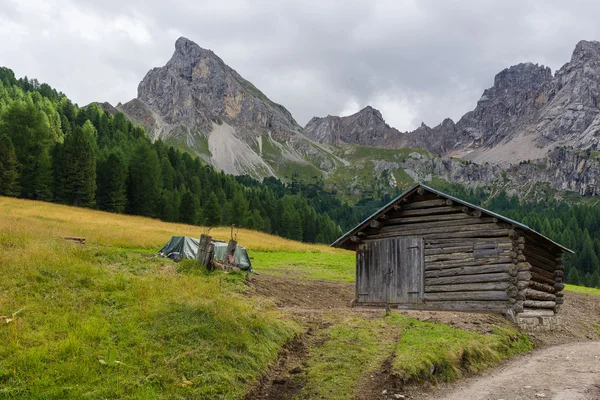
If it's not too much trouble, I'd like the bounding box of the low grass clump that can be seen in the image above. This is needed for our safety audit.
[299,317,390,400]
[0,198,303,399]
[251,251,354,281]
[388,314,532,384]
[564,284,600,296]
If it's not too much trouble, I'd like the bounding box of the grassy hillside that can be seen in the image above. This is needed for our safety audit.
[0,197,536,399]
[0,196,323,398]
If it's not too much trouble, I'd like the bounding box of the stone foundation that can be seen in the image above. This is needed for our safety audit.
[516,314,561,331]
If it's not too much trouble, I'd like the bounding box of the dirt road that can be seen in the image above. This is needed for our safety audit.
[423,342,600,400]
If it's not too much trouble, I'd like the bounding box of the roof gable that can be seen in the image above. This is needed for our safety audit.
[331,183,573,254]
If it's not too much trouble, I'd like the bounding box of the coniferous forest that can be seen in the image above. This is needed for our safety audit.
[0,67,599,287]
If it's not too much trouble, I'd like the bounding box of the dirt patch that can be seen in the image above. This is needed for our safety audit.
[249,273,354,309]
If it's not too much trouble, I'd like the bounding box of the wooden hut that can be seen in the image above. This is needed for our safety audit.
[332,184,573,319]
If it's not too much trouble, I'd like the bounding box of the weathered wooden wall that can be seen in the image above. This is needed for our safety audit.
[350,188,565,315]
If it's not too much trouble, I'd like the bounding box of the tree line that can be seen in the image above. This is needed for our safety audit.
[0,67,368,244]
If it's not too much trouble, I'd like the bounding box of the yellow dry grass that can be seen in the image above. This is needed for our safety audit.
[0,196,343,253]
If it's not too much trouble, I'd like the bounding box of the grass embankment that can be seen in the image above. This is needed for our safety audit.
[0,197,314,398]
[297,314,531,399]
[564,284,600,296]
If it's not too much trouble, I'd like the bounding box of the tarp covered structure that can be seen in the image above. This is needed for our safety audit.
[158,236,253,271]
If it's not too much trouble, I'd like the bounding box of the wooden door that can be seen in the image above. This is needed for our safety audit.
[356,237,423,304]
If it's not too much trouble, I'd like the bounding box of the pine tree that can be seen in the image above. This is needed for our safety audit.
[203,191,222,226]
[230,191,249,227]
[179,191,200,225]
[57,121,97,206]
[568,268,582,286]
[96,151,127,212]
[0,134,20,196]
[127,140,161,217]
[0,100,53,198]
[590,269,600,288]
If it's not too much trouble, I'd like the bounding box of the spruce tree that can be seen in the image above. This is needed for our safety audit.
[203,191,222,226]
[96,151,127,212]
[0,134,20,196]
[58,121,97,206]
[127,140,161,217]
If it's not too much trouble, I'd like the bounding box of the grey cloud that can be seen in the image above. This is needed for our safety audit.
[3,0,600,131]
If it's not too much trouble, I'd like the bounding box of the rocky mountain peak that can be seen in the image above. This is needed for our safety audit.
[492,63,552,91]
[571,40,600,62]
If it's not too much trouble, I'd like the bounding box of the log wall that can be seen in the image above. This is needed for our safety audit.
[350,190,566,315]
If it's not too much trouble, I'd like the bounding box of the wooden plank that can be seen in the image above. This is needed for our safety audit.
[425,264,516,278]
[424,237,512,245]
[389,213,473,225]
[425,282,510,293]
[398,301,509,312]
[401,199,448,210]
[381,217,498,233]
[397,206,464,217]
[425,245,474,255]
[426,257,515,270]
[366,229,512,242]
[426,272,511,285]
[522,250,557,269]
[424,291,509,302]
[529,265,555,280]
[376,222,504,237]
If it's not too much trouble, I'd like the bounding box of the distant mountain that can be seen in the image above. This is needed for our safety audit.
[111,37,600,200]
[117,37,339,178]
[306,40,600,165]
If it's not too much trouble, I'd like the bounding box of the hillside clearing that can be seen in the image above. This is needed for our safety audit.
[2,196,600,399]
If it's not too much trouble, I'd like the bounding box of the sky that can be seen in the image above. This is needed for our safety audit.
[2,0,600,131]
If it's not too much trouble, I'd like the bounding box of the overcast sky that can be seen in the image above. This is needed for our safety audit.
[2,0,600,131]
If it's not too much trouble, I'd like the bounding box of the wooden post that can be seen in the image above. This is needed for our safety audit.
[226,239,237,266]
[196,234,214,269]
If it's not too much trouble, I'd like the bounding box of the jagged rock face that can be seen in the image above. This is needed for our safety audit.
[305,41,600,166]
[304,106,408,148]
[117,37,337,178]
[122,37,300,141]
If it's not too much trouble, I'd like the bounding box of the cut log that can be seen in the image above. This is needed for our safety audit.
[517,271,532,281]
[528,281,556,294]
[425,264,516,278]
[554,283,565,291]
[425,282,511,293]
[350,235,361,243]
[61,236,86,244]
[555,297,564,305]
[425,237,512,245]
[369,220,381,229]
[530,272,556,286]
[554,270,564,278]
[525,288,556,301]
[522,250,557,270]
[426,272,511,286]
[523,300,556,309]
[379,222,503,237]
[424,291,509,302]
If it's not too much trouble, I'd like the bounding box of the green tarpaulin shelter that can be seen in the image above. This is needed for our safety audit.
[158,236,253,271]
